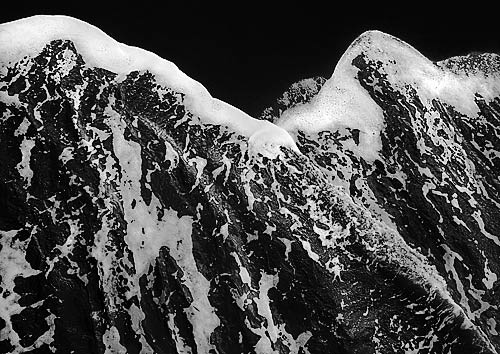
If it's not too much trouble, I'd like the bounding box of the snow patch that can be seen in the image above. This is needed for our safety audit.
[0,229,42,352]
[16,137,35,184]
[168,313,192,354]
[232,252,252,288]
[253,272,279,353]
[129,303,154,353]
[483,257,498,290]
[102,326,127,354]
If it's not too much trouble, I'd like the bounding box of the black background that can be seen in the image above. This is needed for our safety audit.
[2,3,499,116]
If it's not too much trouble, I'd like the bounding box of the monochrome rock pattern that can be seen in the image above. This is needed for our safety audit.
[0,16,499,354]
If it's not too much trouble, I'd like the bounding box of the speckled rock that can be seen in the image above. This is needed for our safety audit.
[0,34,499,354]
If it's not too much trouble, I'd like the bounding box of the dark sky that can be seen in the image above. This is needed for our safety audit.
[2,4,499,116]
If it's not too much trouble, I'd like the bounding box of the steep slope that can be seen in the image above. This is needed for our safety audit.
[266,31,500,352]
[0,16,499,354]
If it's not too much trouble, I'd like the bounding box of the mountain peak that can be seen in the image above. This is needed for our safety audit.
[343,30,430,64]
[0,15,299,157]
[275,29,500,162]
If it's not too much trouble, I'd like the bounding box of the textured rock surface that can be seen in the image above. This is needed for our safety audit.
[0,26,499,354]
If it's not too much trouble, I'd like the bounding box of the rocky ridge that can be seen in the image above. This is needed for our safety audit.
[0,16,499,354]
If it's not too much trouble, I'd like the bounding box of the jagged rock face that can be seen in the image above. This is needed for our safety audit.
[0,36,499,354]
[268,47,500,350]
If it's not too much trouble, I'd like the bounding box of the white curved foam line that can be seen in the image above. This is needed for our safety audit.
[0,15,298,156]
[276,30,500,162]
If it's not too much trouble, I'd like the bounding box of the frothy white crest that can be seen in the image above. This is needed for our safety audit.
[276,30,500,162]
[0,15,298,157]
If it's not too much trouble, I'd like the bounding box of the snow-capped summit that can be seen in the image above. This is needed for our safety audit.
[277,30,500,162]
[0,15,299,157]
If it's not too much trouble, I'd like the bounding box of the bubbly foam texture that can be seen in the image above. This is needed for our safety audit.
[0,15,298,157]
[277,30,500,161]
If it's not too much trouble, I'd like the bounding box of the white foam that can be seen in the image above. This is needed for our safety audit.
[340,31,500,117]
[276,30,500,161]
[0,229,42,352]
[276,32,388,161]
[16,137,35,184]
[0,15,298,157]
[102,326,127,354]
[252,272,279,353]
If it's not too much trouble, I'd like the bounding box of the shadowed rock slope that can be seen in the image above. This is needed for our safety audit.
[0,20,499,354]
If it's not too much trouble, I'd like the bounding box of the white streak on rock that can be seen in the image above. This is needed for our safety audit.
[16,137,35,184]
[102,326,127,354]
[0,229,42,352]
[105,102,219,352]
